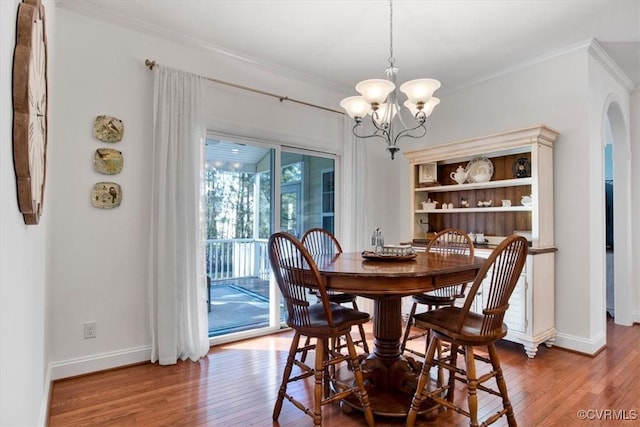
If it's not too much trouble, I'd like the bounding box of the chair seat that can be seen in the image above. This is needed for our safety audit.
[288,303,370,336]
[413,306,508,345]
[412,293,456,306]
[328,292,357,304]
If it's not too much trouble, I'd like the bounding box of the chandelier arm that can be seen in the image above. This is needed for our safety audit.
[392,121,427,145]
[351,123,391,142]
[370,110,394,135]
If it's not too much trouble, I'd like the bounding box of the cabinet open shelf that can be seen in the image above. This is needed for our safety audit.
[415,177,532,193]
[416,206,531,213]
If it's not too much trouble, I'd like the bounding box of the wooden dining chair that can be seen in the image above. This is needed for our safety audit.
[301,228,369,355]
[400,228,474,358]
[268,232,375,427]
[406,234,528,427]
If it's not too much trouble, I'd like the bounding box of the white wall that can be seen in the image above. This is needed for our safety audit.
[632,88,640,323]
[1,1,56,425]
[48,9,349,378]
[584,47,635,356]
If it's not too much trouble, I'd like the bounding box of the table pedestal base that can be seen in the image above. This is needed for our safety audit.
[338,355,441,419]
[340,296,442,418]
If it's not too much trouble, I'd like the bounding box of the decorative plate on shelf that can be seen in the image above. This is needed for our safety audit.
[465,157,494,183]
[361,251,417,262]
[512,157,531,178]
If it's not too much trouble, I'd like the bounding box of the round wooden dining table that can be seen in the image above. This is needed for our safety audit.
[312,250,485,418]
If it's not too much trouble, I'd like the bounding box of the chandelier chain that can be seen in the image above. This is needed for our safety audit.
[388,0,395,67]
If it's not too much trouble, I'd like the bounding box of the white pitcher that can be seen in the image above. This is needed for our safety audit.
[450,166,468,185]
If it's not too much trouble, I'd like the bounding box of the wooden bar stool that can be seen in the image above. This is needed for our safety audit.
[400,228,474,359]
[269,232,375,427]
[302,228,370,355]
[406,235,528,427]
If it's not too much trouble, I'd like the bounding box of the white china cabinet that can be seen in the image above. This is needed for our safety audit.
[404,125,558,358]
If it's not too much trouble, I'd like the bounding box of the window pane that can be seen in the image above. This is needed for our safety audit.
[281,163,301,184]
[281,152,334,236]
[322,216,334,234]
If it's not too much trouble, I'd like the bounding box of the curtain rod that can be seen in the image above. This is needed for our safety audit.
[144,59,344,115]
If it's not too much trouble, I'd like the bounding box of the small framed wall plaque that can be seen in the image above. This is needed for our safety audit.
[92,115,124,142]
[418,162,438,186]
[93,148,123,175]
[91,182,122,209]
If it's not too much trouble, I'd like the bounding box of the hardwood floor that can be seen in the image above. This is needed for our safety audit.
[49,318,639,426]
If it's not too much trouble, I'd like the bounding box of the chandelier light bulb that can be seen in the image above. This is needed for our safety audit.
[403,100,419,117]
[355,79,395,105]
[399,78,441,105]
[340,96,371,119]
[404,97,440,118]
[422,97,441,117]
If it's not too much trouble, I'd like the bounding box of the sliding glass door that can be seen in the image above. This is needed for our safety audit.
[205,137,335,340]
[281,150,335,235]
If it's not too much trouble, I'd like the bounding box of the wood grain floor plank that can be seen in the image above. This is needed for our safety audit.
[49,319,639,426]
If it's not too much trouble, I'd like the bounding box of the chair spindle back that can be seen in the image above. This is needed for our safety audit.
[301,228,343,256]
[427,228,475,298]
[268,232,334,328]
[458,235,528,336]
[427,228,475,257]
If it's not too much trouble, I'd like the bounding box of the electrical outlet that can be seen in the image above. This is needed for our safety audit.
[84,322,97,339]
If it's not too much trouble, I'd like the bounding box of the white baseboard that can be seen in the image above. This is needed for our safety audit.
[553,331,606,355]
[38,367,52,427]
[49,345,151,380]
[633,310,640,324]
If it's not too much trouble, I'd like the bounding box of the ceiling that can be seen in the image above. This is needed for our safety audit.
[205,138,269,171]
[58,0,639,94]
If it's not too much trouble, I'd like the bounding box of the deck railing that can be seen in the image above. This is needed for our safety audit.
[206,238,270,281]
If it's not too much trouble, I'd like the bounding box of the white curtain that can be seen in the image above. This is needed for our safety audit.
[342,115,371,252]
[148,65,209,364]
[341,116,374,315]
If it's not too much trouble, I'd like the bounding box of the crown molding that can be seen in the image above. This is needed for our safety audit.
[55,2,638,97]
[588,39,635,92]
[442,40,594,94]
[55,0,347,93]
[443,39,636,95]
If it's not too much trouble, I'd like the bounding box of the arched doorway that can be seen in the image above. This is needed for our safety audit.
[603,99,633,326]
[604,138,613,317]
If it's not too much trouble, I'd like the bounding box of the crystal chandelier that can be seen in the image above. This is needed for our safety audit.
[340,0,441,160]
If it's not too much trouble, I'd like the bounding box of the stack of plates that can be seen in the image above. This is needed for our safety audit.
[382,244,415,256]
